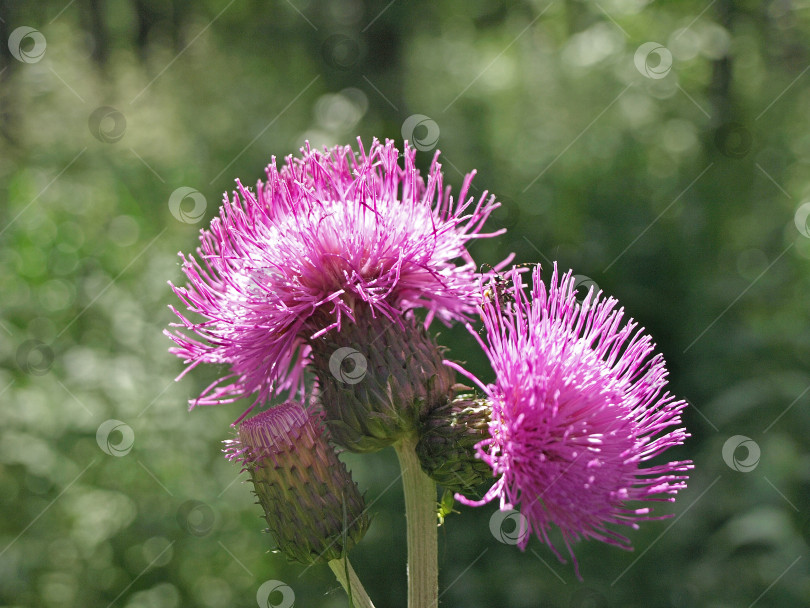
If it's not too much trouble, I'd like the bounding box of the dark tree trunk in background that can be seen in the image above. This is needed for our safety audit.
[170,0,185,54]
[710,0,734,124]
[0,0,18,144]
[133,0,158,62]
[83,0,110,67]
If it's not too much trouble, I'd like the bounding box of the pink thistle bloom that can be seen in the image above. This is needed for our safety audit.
[450,264,693,578]
[166,138,504,422]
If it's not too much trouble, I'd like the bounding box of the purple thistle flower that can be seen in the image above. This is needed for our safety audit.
[166,138,504,422]
[450,264,693,577]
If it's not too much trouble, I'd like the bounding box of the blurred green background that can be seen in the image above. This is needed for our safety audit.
[2,0,809,606]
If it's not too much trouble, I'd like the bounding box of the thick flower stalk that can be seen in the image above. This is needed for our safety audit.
[450,265,693,577]
[166,138,504,429]
[225,402,369,564]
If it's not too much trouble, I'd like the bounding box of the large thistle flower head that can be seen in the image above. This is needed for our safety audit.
[451,264,693,577]
[166,138,503,421]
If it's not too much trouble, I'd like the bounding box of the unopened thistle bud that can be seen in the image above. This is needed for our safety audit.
[226,402,369,564]
[310,307,456,453]
[415,395,493,493]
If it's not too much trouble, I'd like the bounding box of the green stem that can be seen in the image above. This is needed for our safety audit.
[328,557,376,608]
[394,435,438,608]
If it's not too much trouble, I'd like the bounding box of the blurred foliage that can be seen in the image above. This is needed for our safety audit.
[2,0,810,606]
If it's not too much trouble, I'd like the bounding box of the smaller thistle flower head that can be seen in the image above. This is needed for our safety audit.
[450,264,693,578]
[166,138,503,422]
[226,402,369,564]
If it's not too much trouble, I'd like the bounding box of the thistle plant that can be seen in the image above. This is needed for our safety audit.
[224,402,369,564]
[225,401,375,607]
[415,394,492,494]
[167,139,692,607]
[448,265,693,579]
[165,138,502,427]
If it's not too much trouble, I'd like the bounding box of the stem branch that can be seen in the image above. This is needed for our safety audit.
[328,557,376,608]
